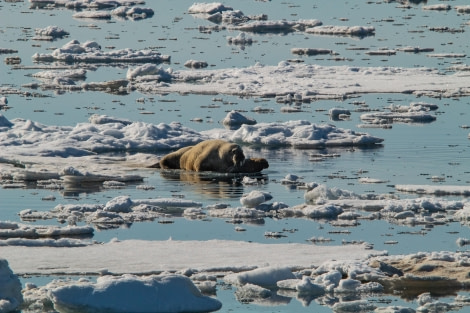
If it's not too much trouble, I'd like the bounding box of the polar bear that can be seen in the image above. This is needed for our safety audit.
[159,139,245,173]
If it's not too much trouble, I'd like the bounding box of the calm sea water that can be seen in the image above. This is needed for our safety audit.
[1,0,470,312]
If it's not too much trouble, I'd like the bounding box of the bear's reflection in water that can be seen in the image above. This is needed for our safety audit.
[158,169,268,199]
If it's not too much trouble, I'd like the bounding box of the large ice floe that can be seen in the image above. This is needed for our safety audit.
[7,239,470,313]
[0,113,383,187]
[2,240,378,312]
[130,62,470,99]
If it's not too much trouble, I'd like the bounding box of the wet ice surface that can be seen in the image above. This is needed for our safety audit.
[1,0,470,312]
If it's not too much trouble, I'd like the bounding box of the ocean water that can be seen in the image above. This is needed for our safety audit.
[1,0,470,312]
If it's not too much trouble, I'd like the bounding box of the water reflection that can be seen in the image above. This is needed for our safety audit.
[158,169,268,199]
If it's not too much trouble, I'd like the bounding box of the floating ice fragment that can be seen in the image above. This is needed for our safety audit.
[427,53,466,58]
[225,266,295,287]
[395,184,470,195]
[358,177,388,184]
[73,11,112,19]
[103,195,133,213]
[126,64,172,81]
[205,120,384,148]
[374,306,416,313]
[277,276,326,296]
[241,176,258,185]
[304,184,359,204]
[335,278,361,292]
[306,25,375,37]
[0,48,18,54]
[329,108,351,119]
[49,274,222,313]
[227,32,253,45]
[221,110,256,128]
[455,5,470,13]
[456,238,470,247]
[282,204,343,219]
[230,19,322,33]
[0,114,13,128]
[207,207,263,219]
[313,270,342,291]
[184,60,208,69]
[111,6,154,19]
[34,25,69,40]
[32,69,87,80]
[398,46,434,53]
[0,259,23,312]
[240,190,272,208]
[188,2,233,14]
[234,283,271,301]
[422,4,451,11]
[291,48,333,56]
[32,40,170,64]
[365,49,396,56]
[331,299,376,312]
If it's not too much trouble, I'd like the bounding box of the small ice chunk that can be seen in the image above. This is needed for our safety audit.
[225,266,295,287]
[188,3,233,14]
[103,196,133,213]
[240,190,272,208]
[222,110,256,128]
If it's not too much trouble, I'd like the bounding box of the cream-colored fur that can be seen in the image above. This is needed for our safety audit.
[160,139,245,173]
[158,146,192,169]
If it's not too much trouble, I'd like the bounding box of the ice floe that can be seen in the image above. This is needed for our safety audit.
[131,62,470,99]
[422,4,451,11]
[11,180,467,238]
[0,259,22,313]
[49,274,222,313]
[455,5,470,13]
[1,239,377,275]
[229,19,323,33]
[360,102,437,125]
[19,195,202,230]
[225,267,295,288]
[0,113,383,188]
[227,32,253,46]
[221,110,256,128]
[33,26,69,41]
[188,2,233,15]
[32,40,170,64]
[0,221,93,240]
[395,184,470,196]
[203,120,383,148]
[111,6,154,20]
[291,48,334,56]
[305,25,375,37]
[4,240,384,312]
[72,11,113,20]
[31,68,87,81]
[29,0,146,10]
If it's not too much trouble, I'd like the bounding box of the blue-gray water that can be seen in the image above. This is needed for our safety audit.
[1,0,470,312]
